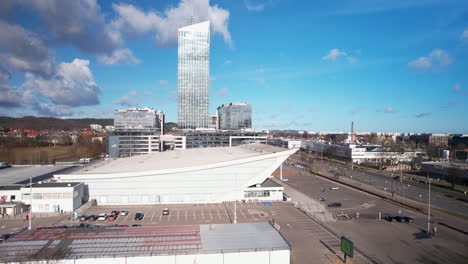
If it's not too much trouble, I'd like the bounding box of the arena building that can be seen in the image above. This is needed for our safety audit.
[54,144,296,205]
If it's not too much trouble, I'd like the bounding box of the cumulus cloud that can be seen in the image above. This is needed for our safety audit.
[158,80,169,87]
[377,106,396,113]
[97,49,140,65]
[0,66,22,107]
[114,90,141,107]
[408,49,452,72]
[415,112,431,118]
[322,49,359,63]
[20,0,121,54]
[34,103,73,117]
[461,28,468,40]
[0,20,55,77]
[244,0,267,11]
[216,88,229,96]
[22,58,101,107]
[111,0,232,47]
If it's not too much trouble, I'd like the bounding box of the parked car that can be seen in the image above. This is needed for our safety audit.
[319,197,327,201]
[79,215,88,221]
[0,233,13,243]
[111,210,120,215]
[131,224,141,227]
[384,215,396,222]
[107,214,118,221]
[393,176,401,180]
[118,225,129,227]
[327,202,342,207]
[134,213,144,221]
[88,215,98,221]
[162,208,170,215]
[330,186,339,190]
[120,210,129,216]
[97,213,107,221]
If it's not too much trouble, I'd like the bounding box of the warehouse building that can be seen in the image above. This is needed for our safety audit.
[55,144,296,205]
[0,223,290,264]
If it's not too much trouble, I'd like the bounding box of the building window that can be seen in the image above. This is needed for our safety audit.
[10,195,15,200]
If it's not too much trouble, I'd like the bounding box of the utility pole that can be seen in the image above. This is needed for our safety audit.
[28,176,32,230]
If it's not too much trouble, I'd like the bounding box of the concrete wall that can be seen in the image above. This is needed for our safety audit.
[54,249,290,264]
[20,184,84,212]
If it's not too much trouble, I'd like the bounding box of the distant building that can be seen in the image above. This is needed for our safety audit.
[217,102,252,130]
[175,130,267,149]
[178,21,210,129]
[429,134,450,147]
[109,108,164,158]
[209,115,219,130]
[89,124,102,130]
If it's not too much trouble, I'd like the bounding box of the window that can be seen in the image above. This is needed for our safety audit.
[10,195,15,200]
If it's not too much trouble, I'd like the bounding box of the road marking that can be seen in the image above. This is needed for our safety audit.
[216,209,221,219]
[177,209,179,221]
[193,209,196,220]
[150,210,155,222]
[201,209,205,220]
[185,209,188,221]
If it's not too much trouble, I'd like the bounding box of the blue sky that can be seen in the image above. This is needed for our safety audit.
[0,0,467,133]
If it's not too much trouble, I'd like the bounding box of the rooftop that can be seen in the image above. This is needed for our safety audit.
[24,182,82,188]
[67,144,290,175]
[0,223,289,261]
[0,165,77,186]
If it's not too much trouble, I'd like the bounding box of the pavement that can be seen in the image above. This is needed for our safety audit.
[276,161,468,264]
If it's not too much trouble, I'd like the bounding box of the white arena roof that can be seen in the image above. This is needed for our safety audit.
[0,165,77,186]
[70,144,290,174]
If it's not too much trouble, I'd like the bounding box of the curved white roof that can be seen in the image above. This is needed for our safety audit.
[70,144,291,174]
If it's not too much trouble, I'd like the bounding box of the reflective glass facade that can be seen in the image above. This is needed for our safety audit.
[114,108,162,130]
[217,103,252,130]
[177,21,210,129]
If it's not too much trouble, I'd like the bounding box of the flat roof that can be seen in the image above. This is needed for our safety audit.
[248,178,283,188]
[0,223,289,261]
[0,185,22,191]
[68,144,290,174]
[0,165,77,186]
[25,182,82,188]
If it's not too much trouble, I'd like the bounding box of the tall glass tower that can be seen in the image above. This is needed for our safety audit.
[177,21,210,129]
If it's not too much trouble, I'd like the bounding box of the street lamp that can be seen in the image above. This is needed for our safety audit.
[28,176,32,230]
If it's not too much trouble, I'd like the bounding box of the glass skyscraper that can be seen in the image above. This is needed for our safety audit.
[217,102,252,130]
[177,21,210,129]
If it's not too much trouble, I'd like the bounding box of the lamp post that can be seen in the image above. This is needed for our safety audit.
[28,176,32,230]
[427,176,431,235]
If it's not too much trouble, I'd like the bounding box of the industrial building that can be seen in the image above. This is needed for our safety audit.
[178,21,210,129]
[217,102,252,130]
[55,144,296,205]
[0,223,290,264]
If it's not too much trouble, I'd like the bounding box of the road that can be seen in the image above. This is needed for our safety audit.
[290,155,468,218]
[276,162,468,264]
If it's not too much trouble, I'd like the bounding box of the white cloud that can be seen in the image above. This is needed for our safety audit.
[112,0,232,47]
[347,56,358,64]
[322,49,347,62]
[34,103,73,117]
[461,28,468,40]
[216,88,229,97]
[114,90,141,107]
[244,0,266,11]
[408,49,452,72]
[224,60,232,65]
[97,49,140,65]
[22,58,101,107]
[377,106,396,113]
[158,80,169,87]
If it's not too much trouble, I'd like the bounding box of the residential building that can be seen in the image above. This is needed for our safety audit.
[217,102,252,130]
[209,115,219,130]
[177,21,210,129]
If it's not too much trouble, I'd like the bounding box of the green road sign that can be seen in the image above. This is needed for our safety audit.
[341,236,354,258]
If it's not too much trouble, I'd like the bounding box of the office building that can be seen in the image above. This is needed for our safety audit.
[177,21,210,129]
[175,130,267,149]
[218,102,252,130]
[109,108,164,158]
[209,115,219,130]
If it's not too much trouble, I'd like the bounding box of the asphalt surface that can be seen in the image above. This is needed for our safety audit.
[291,155,468,219]
[277,162,468,264]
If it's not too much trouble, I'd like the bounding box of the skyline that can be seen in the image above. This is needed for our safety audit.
[0,0,467,133]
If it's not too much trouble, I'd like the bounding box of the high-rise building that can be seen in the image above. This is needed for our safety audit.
[217,102,252,130]
[177,21,210,129]
[114,107,163,130]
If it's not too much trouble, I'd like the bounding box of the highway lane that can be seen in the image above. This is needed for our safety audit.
[289,155,468,218]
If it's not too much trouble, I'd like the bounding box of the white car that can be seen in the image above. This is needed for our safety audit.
[330,186,339,190]
[120,210,129,216]
[97,213,107,221]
